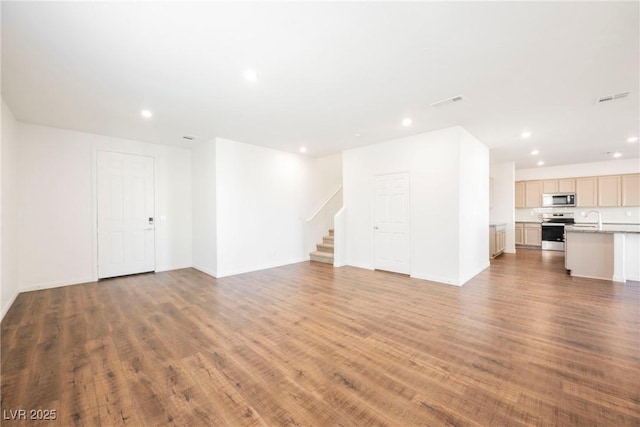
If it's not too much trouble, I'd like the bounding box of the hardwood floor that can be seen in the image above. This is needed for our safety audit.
[1,250,639,426]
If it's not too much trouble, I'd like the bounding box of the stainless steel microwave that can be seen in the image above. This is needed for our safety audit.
[542,193,576,207]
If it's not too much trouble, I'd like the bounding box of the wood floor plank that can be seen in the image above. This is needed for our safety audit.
[1,250,639,426]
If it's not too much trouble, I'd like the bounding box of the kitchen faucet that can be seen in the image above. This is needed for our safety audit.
[585,210,602,230]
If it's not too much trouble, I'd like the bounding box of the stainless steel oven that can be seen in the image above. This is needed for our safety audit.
[541,213,574,251]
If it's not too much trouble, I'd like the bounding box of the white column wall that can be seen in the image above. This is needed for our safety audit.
[215,137,313,277]
[459,129,491,283]
[1,99,20,319]
[490,161,516,253]
[191,139,217,276]
[343,126,490,285]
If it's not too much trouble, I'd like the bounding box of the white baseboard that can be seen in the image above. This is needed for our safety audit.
[19,276,95,293]
[192,265,218,278]
[156,263,193,273]
[411,272,462,286]
[216,256,309,278]
[1,288,20,321]
[410,262,489,287]
[459,262,491,286]
[570,272,614,281]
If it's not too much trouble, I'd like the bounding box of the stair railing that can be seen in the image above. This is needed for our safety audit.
[306,185,343,222]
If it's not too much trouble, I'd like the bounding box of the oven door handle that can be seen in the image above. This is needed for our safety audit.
[542,223,566,226]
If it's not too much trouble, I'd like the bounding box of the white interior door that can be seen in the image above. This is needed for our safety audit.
[374,172,410,274]
[97,151,155,279]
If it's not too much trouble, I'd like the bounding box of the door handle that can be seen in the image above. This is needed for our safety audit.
[374,226,379,229]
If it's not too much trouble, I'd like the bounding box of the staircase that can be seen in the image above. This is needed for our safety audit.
[310,229,334,264]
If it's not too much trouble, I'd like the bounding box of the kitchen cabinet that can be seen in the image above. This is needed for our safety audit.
[515,181,525,208]
[542,180,558,194]
[489,224,506,258]
[542,179,575,194]
[598,175,621,207]
[516,174,636,209]
[558,178,576,193]
[515,223,524,245]
[524,222,542,246]
[622,174,640,206]
[576,177,598,207]
[525,181,542,207]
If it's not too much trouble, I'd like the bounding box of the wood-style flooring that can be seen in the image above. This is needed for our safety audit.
[1,249,639,426]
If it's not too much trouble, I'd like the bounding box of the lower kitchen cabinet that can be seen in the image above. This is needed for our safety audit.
[515,223,524,245]
[490,224,506,258]
[516,222,541,247]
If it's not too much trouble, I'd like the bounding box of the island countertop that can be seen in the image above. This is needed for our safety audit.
[565,223,640,234]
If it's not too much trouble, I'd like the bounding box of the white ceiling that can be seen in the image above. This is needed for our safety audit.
[2,2,639,168]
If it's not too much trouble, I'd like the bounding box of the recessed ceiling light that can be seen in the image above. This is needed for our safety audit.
[141,109,152,118]
[402,118,412,127]
[530,149,539,155]
[521,131,531,139]
[628,136,638,143]
[244,69,259,82]
[613,151,622,158]
[537,161,544,166]
[299,147,307,153]
[355,133,362,137]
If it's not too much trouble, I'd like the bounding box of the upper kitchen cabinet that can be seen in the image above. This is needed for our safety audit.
[598,175,621,207]
[622,173,640,206]
[515,181,525,208]
[516,174,637,209]
[543,178,575,194]
[542,180,558,194]
[525,181,542,207]
[558,178,576,193]
[622,174,640,206]
[576,177,598,207]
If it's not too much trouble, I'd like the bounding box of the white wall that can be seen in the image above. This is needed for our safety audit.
[459,130,490,283]
[16,123,192,291]
[191,139,217,276]
[343,126,489,286]
[515,159,640,225]
[516,158,640,180]
[215,137,313,277]
[490,162,516,253]
[1,99,20,319]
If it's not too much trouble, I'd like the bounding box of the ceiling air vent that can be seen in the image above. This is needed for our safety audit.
[431,95,464,108]
[182,135,197,141]
[596,91,629,104]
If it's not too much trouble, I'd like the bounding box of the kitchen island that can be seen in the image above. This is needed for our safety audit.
[565,223,640,282]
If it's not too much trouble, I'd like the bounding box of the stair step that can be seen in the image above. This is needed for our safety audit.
[328,229,334,236]
[310,251,334,264]
[322,236,334,244]
[316,242,334,253]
